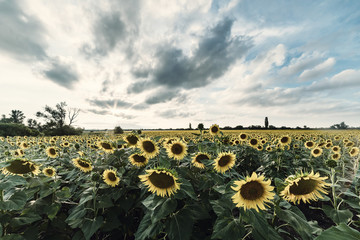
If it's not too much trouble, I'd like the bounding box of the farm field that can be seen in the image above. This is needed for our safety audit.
[1,128,360,240]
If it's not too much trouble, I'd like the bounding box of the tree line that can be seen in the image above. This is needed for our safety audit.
[0,102,83,136]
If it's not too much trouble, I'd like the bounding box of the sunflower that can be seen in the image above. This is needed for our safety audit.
[311,147,323,157]
[279,136,291,145]
[2,158,40,176]
[139,168,180,197]
[349,147,359,157]
[231,172,275,212]
[98,141,114,153]
[280,171,330,204]
[331,146,341,153]
[209,124,220,136]
[19,141,30,149]
[124,134,139,147]
[15,149,25,157]
[239,133,248,142]
[249,138,259,148]
[304,141,315,149]
[43,167,56,177]
[103,169,120,187]
[138,138,159,159]
[331,153,341,161]
[46,147,58,158]
[129,153,149,167]
[192,152,210,169]
[166,141,188,160]
[213,152,236,173]
[72,158,93,172]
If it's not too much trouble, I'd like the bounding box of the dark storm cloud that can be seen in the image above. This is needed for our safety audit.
[128,18,252,93]
[145,90,182,105]
[87,98,132,109]
[0,0,47,61]
[42,58,79,89]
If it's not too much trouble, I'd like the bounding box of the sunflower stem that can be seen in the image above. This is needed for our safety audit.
[330,168,337,209]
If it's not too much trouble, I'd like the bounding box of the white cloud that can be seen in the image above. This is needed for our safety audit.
[299,57,335,82]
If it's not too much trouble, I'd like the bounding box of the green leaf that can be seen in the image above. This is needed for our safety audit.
[211,217,244,240]
[1,234,25,240]
[79,194,93,205]
[142,194,165,211]
[81,216,103,240]
[0,175,27,190]
[45,202,61,220]
[276,207,318,240]
[65,205,87,228]
[0,223,3,237]
[322,205,353,224]
[151,198,177,223]
[0,191,27,211]
[315,223,360,240]
[209,198,233,217]
[55,187,71,199]
[248,210,282,240]
[134,213,163,240]
[175,179,196,200]
[10,212,42,227]
[167,207,194,240]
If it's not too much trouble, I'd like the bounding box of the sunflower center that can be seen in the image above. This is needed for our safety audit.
[127,135,138,145]
[101,142,112,150]
[133,154,146,163]
[143,141,155,153]
[46,169,54,175]
[250,139,258,145]
[240,134,247,140]
[306,142,314,147]
[350,149,356,155]
[289,178,317,195]
[195,154,209,163]
[171,144,183,155]
[313,149,320,154]
[107,172,117,181]
[49,148,56,155]
[281,137,289,143]
[218,155,231,167]
[211,126,219,133]
[78,160,90,168]
[240,181,264,200]
[6,160,34,174]
[148,172,175,189]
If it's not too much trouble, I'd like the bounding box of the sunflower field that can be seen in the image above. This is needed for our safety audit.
[1,127,360,240]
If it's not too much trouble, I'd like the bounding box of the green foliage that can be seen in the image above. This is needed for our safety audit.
[114,126,124,134]
[0,123,39,136]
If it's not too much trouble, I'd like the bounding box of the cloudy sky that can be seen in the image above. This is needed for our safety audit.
[1,0,360,129]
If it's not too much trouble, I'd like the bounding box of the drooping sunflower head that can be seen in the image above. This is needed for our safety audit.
[349,147,359,157]
[166,140,188,160]
[213,152,236,173]
[231,172,275,212]
[139,168,180,197]
[46,147,58,158]
[129,153,149,167]
[209,124,220,136]
[192,152,210,169]
[2,158,40,176]
[124,134,139,147]
[138,138,159,159]
[43,167,56,177]
[98,141,114,153]
[280,171,330,204]
[103,169,120,187]
[311,147,323,157]
[72,158,93,172]
[279,136,291,145]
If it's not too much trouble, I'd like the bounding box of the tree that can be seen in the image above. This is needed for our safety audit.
[114,126,124,134]
[265,117,269,129]
[27,118,40,129]
[197,123,204,131]
[9,110,25,124]
[68,108,80,126]
[36,102,67,129]
[0,114,12,123]
[189,123,192,130]
[330,122,349,129]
